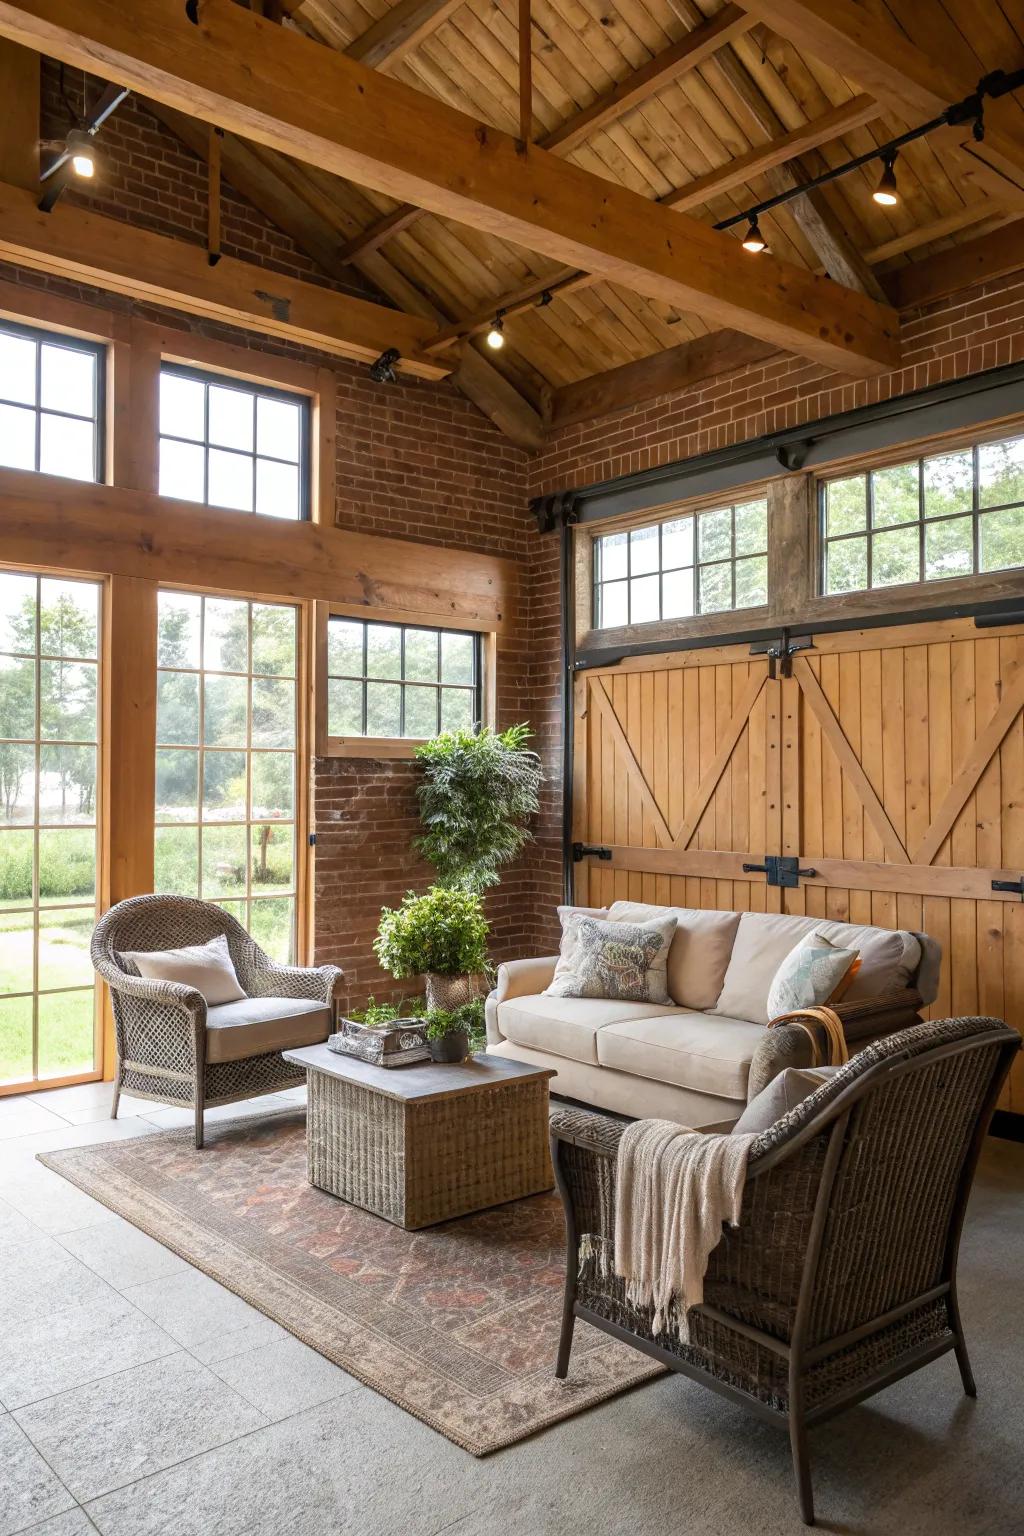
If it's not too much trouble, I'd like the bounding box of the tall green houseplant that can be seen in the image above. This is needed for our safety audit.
[414,724,543,891]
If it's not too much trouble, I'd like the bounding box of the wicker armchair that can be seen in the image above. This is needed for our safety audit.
[551,1015,1020,1526]
[92,895,344,1148]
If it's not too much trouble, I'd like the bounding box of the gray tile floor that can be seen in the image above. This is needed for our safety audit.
[0,1080,1022,1536]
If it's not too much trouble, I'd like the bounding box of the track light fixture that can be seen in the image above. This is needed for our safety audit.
[369,348,401,384]
[741,217,767,254]
[486,311,506,349]
[66,127,97,179]
[872,152,900,207]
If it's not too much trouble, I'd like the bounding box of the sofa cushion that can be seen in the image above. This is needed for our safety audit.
[497,993,680,1066]
[712,912,922,1025]
[205,996,332,1064]
[546,913,677,1004]
[596,1012,766,1101]
[608,901,740,1010]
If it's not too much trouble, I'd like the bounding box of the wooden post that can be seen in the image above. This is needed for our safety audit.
[518,0,532,147]
[208,125,222,266]
[0,39,39,189]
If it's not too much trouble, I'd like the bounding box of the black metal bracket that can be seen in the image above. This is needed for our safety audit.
[775,441,811,472]
[572,842,612,863]
[531,490,581,535]
[749,629,814,679]
[992,876,1024,901]
[743,854,818,889]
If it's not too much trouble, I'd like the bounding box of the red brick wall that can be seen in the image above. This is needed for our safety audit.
[523,269,1024,955]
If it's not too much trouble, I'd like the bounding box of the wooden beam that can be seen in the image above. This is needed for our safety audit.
[0,0,900,375]
[336,201,422,263]
[886,217,1024,311]
[518,0,531,148]
[0,467,517,626]
[736,0,1024,197]
[548,329,777,430]
[206,122,221,264]
[538,5,756,158]
[0,36,38,187]
[345,0,462,72]
[0,179,451,376]
[865,203,1007,266]
[148,105,544,450]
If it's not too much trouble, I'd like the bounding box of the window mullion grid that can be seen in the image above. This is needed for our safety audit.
[245,602,254,931]
[434,628,441,736]
[202,383,211,507]
[399,626,406,739]
[361,622,368,737]
[31,576,41,1081]
[197,596,207,902]
[918,456,926,583]
[32,338,42,474]
[972,443,981,575]
[866,473,875,590]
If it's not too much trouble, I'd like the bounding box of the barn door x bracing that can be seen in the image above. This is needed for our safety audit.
[574,617,1024,1109]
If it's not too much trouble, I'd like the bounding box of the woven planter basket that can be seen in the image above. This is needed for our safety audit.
[424,971,476,1011]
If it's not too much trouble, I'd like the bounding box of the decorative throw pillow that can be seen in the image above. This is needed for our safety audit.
[545,913,677,1004]
[766,933,859,1021]
[120,933,247,1006]
[732,1065,840,1135]
[555,904,609,966]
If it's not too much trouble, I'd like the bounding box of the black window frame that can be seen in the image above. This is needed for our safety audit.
[158,361,312,521]
[325,616,483,741]
[820,434,1024,596]
[0,317,106,483]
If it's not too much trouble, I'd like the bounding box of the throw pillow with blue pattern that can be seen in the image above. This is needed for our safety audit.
[545,913,677,1004]
[766,932,859,1020]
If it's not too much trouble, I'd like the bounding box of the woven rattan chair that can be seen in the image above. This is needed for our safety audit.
[551,1015,1020,1526]
[92,894,344,1148]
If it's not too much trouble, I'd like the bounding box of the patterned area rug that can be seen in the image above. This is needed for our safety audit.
[40,1111,661,1454]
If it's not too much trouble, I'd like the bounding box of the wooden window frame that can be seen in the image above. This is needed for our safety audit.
[314,600,497,760]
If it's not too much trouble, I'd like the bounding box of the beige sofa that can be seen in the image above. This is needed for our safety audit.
[486,901,941,1128]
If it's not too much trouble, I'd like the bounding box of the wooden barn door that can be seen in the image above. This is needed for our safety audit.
[573,617,1024,1109]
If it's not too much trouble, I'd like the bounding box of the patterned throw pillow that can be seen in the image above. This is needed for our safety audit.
[766,933,859,1021]
[545,913,677,1004]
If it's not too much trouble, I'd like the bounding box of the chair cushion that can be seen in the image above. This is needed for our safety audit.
[497,993,682,1066]
[712,912,921,1025]
[732,1065,839,1134]
[205,996,332,1064]
[607,901,740,1010]
[120,933,246,1006]
[596,1012,767,1101]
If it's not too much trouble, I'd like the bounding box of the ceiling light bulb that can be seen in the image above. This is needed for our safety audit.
[741,217,767,254]
[66,128,96,179]
[873,154,899,206]
[486,317,505,349]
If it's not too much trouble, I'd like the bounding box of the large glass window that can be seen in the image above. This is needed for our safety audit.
[822,433,1024,594]
[158,364,309,520]
[0,573,101,1087]
[593,498,769,629]
[155,592,300,962]
[0,319,104,482]
[326,617,481,739]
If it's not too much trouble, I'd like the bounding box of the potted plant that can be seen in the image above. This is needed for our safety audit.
[414,724,543,891]
[374,885,489,1014]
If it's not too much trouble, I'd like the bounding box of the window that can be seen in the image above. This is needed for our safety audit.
[0,319,104,482]
[158,364,309,520]
[0,573,101,1086]
[327,617,481,740]
[593,499,768,629]
[155,592,300,962]
[822,433,1024,594]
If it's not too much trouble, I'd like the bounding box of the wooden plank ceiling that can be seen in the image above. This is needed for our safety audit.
[134,0,1024,431]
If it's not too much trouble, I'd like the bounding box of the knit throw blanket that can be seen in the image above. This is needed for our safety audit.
[613,1120,759,1340]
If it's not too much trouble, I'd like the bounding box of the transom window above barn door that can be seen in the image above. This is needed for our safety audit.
[158,363,309,520]
[326,617,481,742]
[821,433,1024,594]
[0,319,104,483]
[592,499,769,630]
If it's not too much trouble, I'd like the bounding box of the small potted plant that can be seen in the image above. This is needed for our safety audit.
[423,999,486,1064]
[374,885,489,1014]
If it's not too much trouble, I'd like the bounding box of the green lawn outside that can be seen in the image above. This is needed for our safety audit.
[0,907,96,1084]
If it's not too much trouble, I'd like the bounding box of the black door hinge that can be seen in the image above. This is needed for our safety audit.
[743,854,818,889]
[749,628,814,679]
[572,842,612,863]
[992,875,1024,900]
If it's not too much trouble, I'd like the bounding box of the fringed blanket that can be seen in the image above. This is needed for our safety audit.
[612,1120,758,1340]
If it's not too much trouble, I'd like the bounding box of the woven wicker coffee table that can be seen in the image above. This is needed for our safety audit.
[282,1044,556,1229]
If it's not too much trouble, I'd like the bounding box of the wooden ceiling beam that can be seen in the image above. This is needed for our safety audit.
[0,0,900,374]
[148,104,545,450]
[736,0,1024,197]
[0,179,452,377]
[885,217,1024,312]
[0,37,38,187]
[547,329,779,431]
[345,0,463,73]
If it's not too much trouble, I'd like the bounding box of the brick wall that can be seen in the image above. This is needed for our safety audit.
[523,269,1024,956]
